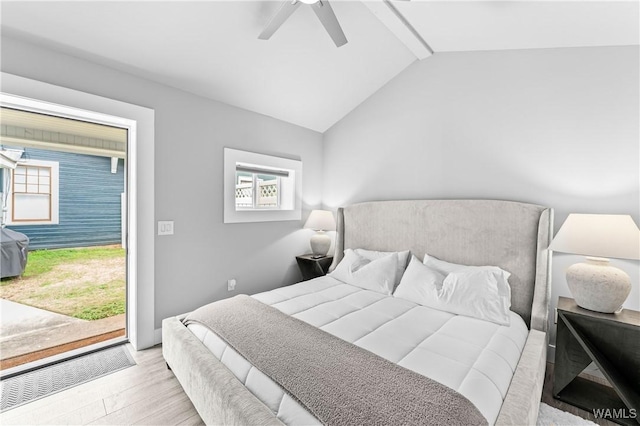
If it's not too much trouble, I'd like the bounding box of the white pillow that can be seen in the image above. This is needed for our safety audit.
[423,253,512,301]
[442,268,512,325]
[395,256,512,325]
[329,249,398,295]
[393,256,445,304]
[354,248,411,286]
[424,254,511,280]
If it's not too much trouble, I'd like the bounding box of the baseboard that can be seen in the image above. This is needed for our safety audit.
[154,327,162,345]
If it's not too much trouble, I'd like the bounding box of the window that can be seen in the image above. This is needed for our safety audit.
[235,166,289,210]
[7,159,59,225]
[224,148,301,223]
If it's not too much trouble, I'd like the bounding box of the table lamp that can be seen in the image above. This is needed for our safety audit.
[549,214,640,313]
[303,210,336,257]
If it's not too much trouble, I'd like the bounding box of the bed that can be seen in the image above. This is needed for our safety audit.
[163,199,553,425]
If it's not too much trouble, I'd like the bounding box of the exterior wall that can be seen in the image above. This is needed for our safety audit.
[7,147,124,249]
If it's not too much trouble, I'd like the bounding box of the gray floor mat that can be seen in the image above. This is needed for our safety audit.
[1,344,135,412]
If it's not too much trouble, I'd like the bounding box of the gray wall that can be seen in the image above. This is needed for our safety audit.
[323,46,640,348]
[1,36,324,329]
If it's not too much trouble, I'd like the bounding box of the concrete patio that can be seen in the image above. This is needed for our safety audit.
[0,299,125,370]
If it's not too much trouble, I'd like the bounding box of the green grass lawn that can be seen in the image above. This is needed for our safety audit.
[1,246,126,320]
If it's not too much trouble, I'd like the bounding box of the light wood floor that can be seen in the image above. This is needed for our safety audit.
[0,344,204,426]
[1,344,617,426]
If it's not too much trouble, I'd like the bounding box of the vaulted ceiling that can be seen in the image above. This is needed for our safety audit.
[1,1,638,132]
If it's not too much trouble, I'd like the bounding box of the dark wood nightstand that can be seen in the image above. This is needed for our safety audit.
[553,296,640,425]
[295,254,333,281]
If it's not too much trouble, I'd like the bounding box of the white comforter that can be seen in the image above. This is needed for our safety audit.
[187,276,529,425]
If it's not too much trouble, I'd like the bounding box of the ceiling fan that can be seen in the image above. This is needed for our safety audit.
[258,0,348,47]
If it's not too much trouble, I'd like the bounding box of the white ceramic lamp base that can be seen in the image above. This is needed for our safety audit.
[310,231,331,256]
[566,257,631,313]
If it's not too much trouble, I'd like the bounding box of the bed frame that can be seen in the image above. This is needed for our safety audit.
[163,199,553,425]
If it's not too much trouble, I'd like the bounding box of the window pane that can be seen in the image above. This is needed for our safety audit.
[14,183,26,192]
[39,185,50,194]
[257,175,278,208]
[236,171,252,183]
[14,174,26,184]
[26,167,39,176]
[13,193,50,221]
[27,184,39,193]
[27,175,39,185]
[235,171,253,209]
[40,168,50,177]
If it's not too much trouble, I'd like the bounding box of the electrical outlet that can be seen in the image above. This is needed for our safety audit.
[158,221,174,236]
[228,279,236,291]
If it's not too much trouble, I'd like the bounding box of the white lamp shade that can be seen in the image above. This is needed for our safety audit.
[549,214,640,260]
[304,210,336,231]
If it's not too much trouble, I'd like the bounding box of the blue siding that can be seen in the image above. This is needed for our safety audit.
[9,148,125,250]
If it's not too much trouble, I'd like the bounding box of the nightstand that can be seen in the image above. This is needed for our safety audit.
[553,296,640,425]
[295,254,333,281]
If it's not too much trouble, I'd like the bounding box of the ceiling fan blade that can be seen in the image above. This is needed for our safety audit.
[258,1,301,40]
[311,0,348,47]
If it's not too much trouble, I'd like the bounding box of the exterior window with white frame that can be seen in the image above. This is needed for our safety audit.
[224,148,301,223]
[8,159,59,225]
[235,167,283,210]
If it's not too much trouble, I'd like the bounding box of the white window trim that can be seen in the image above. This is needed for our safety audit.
[1,72,155,352]
[224,147,302,223]
[6,159,60,225]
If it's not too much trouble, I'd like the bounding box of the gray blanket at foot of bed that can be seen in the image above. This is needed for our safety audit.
[184,294,488,426]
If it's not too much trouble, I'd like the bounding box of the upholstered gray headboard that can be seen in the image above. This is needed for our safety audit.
[328,200,553,331]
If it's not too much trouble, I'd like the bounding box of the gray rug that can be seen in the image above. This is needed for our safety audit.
[0,344,135,412]
[538,403,598,426]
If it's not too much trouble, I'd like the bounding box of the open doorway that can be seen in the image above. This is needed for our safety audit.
[0,107,128,371]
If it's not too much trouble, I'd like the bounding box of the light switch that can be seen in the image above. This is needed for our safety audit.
[228,279,236,291]
[158,221,174,235]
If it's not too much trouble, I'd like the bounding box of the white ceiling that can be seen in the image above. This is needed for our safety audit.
[395,1,639,52]
[1,1,638,133]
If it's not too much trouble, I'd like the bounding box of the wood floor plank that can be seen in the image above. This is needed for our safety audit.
[133,393,198,425]
[176,413,206,426]
[102,370,181,414]
[1,409,38,425]
[87,380,187,425]
[126,344,164,365]
[45,399,107,426]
